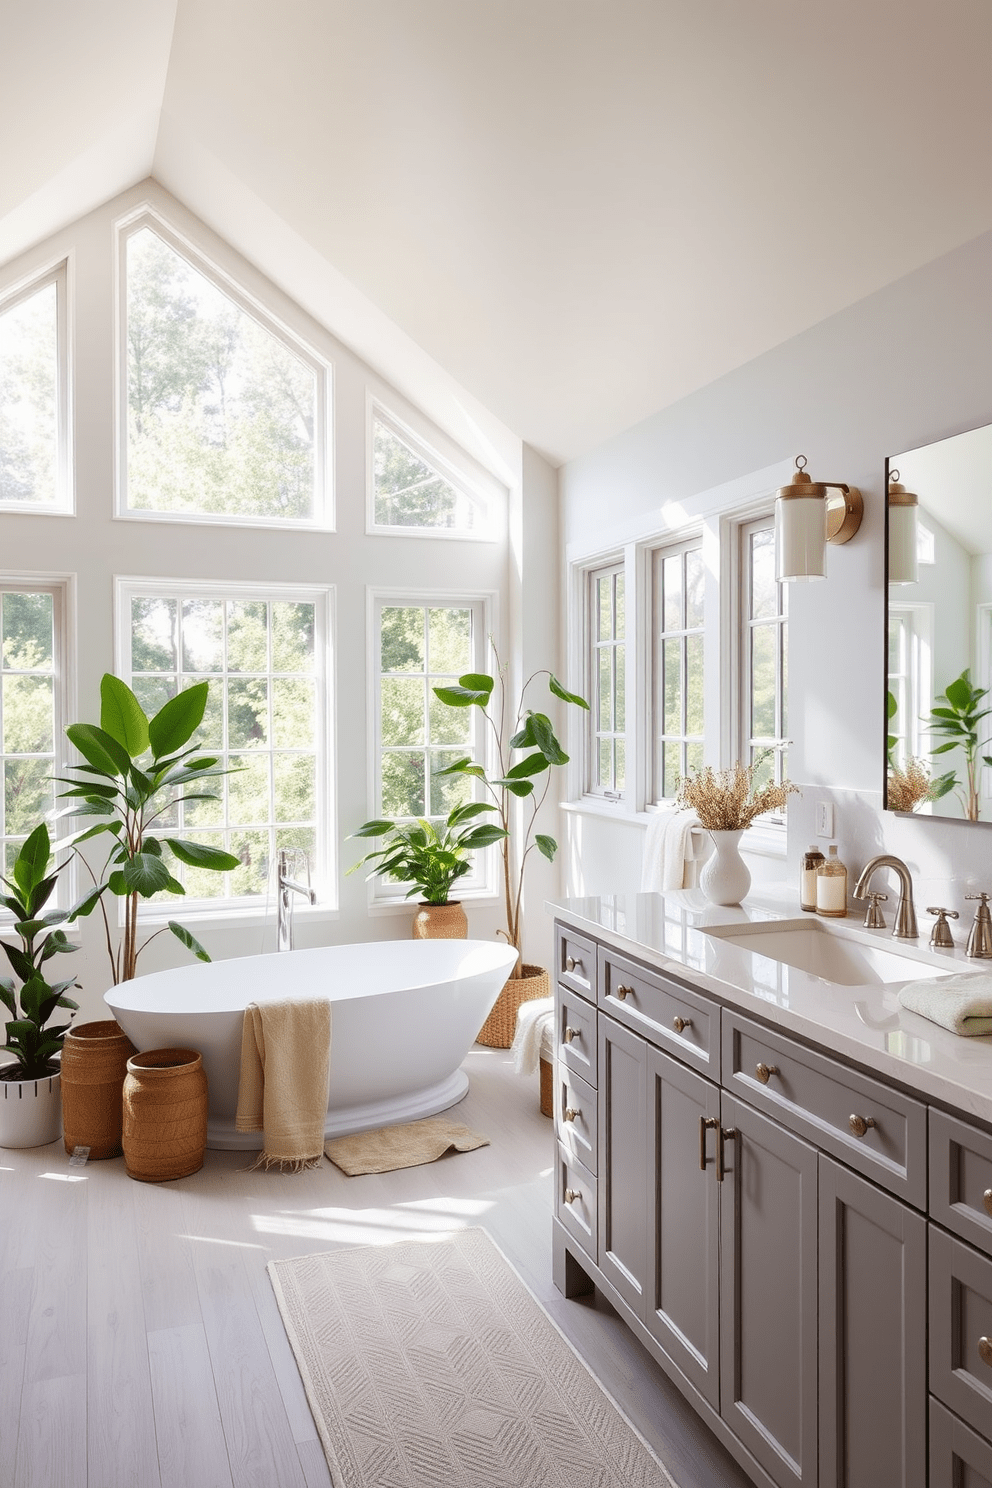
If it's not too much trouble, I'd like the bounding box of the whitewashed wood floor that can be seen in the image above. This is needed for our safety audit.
[0,1047,752,1488]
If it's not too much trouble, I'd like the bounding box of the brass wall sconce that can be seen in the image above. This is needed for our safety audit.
[887,468,919,585]
[774,455,864,581]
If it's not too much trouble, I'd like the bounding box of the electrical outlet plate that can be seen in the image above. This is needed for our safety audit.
[816,802,834,838]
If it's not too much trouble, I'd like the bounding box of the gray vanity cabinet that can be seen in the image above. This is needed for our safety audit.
[597,1014,649,1314]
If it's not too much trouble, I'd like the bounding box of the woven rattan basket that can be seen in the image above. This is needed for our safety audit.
[539,1055,553,1118]
[61,1019,136,1160]
[476,964,550,1049]
[122,1048,208,1183]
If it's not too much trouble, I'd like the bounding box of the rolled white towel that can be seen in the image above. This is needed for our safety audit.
[898,973,992,1037]
[511,996,555,1076]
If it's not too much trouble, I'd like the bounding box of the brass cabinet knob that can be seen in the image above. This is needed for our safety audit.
[565,955,582,973]
[673,1015,692,1034]
[849,1114,876,1138]
[563,1026,579,1044]
[979,1337,992,1368]
[755,1062,779,1085]
[563,1107,579,1123]
[563,1188,580,1205]
[983,1189,992,1219]
[616,984,633,1001]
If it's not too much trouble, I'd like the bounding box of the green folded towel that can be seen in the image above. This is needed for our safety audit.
[898,974,992,1037]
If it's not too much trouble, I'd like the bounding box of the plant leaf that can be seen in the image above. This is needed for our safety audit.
[122,854,172,895]
[168,921,211,962]
[549,675,590,710]
[493,777,535,797]
[535,834,558,862]
[350,820,397,839]
[66,723,131,778]
[149,682,208,759]
[163,839,241,871]
[457,824,508,848]
[527,712,569,766]
[433,684,491,707]
[11,824,51,897]
[100,673,149,757]
[506,752,551,779]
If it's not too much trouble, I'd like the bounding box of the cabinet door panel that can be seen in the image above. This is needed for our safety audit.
[720,1093,818,1488]
[645,1045,721,1408]
[930,1395,992,1488]
[597,1017,648,1317]
[819,1156,926,1488]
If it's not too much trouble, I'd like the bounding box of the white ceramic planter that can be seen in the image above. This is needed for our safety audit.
[0,1066,62,1148]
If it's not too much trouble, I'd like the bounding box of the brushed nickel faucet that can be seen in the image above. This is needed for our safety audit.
[276,847,317,952]
[965,893,992,958]
[853,855,918,938]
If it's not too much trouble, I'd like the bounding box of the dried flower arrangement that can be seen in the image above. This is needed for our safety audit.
[886,756,942,813]
[676,758,799,831]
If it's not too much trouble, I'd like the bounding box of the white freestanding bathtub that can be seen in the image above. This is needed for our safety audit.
[105,939,519,1150]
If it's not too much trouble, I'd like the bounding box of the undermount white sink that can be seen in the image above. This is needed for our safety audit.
[702,918,956,986]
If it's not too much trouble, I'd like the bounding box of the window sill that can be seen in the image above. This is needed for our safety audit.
[134,902,340,931]
[561,797,641,825]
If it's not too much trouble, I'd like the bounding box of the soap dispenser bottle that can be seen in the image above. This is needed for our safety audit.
[800,845,825,912]
[816,845,848,918]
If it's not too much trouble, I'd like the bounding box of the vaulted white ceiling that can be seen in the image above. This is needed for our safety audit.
[3,1,991,466]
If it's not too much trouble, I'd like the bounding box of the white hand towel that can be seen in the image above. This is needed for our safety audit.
[898,973,992,1037]
[511,996,555,1076]
[641,808,704,891]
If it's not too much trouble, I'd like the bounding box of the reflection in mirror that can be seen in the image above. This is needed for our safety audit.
[886,421,992,823]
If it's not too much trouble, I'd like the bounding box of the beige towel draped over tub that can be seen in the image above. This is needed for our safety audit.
[235,998,332,1170]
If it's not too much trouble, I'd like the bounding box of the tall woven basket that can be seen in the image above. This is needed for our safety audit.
[122,1048,208,1183]
[61,1019,136,1160]
[476,964,550,1049]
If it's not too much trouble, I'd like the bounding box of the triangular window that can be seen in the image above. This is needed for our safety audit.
[372,411,488,534]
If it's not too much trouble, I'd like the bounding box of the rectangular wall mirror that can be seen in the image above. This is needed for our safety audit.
[886,419,992,824]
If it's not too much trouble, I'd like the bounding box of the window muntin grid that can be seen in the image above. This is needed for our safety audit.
[652,542,704,801]
[590,566,626,797]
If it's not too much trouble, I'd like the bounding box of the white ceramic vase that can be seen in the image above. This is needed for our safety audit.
[699,829,751,907]
[0,1066,62,1148]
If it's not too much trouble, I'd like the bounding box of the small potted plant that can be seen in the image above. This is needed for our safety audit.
[349,802,507,938]
[0,824,80,1148]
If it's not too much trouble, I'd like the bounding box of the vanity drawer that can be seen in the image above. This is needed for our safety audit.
[555,924,597,1003]
[556,1143,597,1262]
[555,1065,597,1173]
[598,947,718,1077]
[930,1395,992,1488]
[558,988,597,1087]
[931,1109,992,1258]
[930,1224,992,1440]
[722,1010,927,1207]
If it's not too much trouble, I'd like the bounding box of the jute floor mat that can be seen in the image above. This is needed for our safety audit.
[268,1226,679,1488]
[324,1117,489,1176]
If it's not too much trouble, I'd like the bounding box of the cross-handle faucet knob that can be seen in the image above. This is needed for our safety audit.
[926,907,959,948]
[862,892,888,929]
[966,894,992,958]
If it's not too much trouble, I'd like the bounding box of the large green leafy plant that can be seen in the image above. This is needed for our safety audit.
[349,802,507,905]
[0,824,79,1080]
[926,669,990,821]
[61,674,240,984]
[432,651,589,977]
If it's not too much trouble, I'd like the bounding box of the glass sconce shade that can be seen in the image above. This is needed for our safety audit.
[775,492,827,580]
[888,470,919,585]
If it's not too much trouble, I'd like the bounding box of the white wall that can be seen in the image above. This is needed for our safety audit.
[559,226,992,918]
[0,180,560,1024]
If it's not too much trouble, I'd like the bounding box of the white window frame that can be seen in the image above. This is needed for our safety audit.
[365,588,499,909]
[888,602,934,772]
[0,258,72,516]
[114,207,333,532]
[587,561,627,800]
[114,575,335,918]
[649,536,707,805]
[738,514,789,831]
[0,572,76,911]
[366,395,501,541]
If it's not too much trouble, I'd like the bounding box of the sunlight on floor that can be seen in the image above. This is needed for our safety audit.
[39,1171,88,1182]
[398,1195,493,1216]
[180,1233,268,1250]
[251,1204,481,1245]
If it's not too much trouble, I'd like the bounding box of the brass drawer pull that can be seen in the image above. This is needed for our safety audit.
[755,1062,779,1085]
[980,1337,992,1369]
[563,1107,579,1123]
[616,984,633,1001]
[673,1015,692,1034]
[984,1189,992,1219]
[564,1188,580,1205]
[565,955,583,973]
[699,1115,719,1171]
[563,1026,579,1044]
[717,1125,737,1183]
[849,1114,876,1138]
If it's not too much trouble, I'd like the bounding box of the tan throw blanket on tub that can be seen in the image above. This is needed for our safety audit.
[235,999,332,1171]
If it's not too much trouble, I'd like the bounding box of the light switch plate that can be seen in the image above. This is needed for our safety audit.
[816,802,834,837]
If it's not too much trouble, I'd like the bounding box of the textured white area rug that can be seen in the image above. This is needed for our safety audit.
[268,1227,678,1488]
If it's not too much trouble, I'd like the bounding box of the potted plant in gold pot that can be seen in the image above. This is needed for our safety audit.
[431,649,589,1045]
[349,802,507,938]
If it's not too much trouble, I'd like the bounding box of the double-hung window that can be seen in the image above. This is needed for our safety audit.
[740,517,788,800]
[0,262,70,513]
[0,580,68,879]
[589,564,626,798]
[652,540,705,802]
[117,578,332,907]
[369,593,495,901]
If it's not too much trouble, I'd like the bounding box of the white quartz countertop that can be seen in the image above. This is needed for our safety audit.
[547,886,992,1126]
